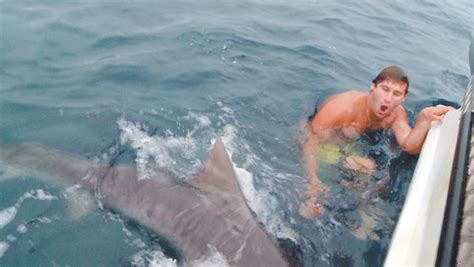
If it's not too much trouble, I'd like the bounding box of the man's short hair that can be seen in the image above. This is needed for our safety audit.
[372,66,409,94]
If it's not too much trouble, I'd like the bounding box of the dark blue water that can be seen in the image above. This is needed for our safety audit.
[1,1,472,266]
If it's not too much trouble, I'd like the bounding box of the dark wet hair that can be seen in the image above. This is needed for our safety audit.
[372,66,409,94]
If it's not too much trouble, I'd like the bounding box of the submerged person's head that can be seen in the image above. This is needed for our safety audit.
[372,66,409,94]
[369,66,409,118]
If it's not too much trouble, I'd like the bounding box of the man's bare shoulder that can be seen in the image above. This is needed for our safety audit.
[319,91,366,111]
[311,91,367,127]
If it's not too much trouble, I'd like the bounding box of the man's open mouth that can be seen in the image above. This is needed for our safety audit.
[380,105,388,112]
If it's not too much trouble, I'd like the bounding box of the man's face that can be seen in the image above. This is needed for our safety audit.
[369,79,407,118]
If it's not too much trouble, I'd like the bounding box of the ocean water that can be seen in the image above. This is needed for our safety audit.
[0,0,472,266]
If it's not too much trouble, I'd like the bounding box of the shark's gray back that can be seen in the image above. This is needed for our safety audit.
[0,138,289,266]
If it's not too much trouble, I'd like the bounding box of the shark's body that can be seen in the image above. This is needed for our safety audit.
[0,138,288,266]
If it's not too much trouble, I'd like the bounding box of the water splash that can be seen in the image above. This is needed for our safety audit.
[0,189,57,230]
[130,249,177,267]
[0,207,17,230]
[0,189,57,259]
[0,242,9,258]
[217,104,298,243]
[117,116,204,180]
[118,104,298,256]
[189,246,229,267]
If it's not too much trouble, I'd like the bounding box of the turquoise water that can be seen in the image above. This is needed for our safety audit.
[1,1,472,266]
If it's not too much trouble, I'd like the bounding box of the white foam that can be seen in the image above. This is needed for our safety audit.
[220,126,269,216]
[185,112,212,128]
[190,246,229,267]
[118,118,179,179]
[17,224,27,233]
[35,189,57,200]
[219,104,298,243]
[117,116,207,180]
[0,241,9,258]
[222,107,234,115]
[0,207,17,229]
[0,189,57,230]
[219,124,265,219]
[17,191,33,203]
[220,123,298,243]
[130,249,177,267]
[221,125,238,154]
[148,253,178,267]
[37,217,52,224]
[118,109,298,247]
[6,235,16,242]
[129,238,146,249]
[16,189,56,203]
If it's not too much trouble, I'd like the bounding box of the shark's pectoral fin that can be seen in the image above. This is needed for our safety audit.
[64,185,96,220]
[189,136,241,196]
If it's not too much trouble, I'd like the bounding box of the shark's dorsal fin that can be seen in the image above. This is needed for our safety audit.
[189,137,241,196]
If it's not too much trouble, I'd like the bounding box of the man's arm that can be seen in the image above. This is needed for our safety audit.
[299,127,327,218]
[391,105,454,154]
[299,104,343,218]
[302,130,323,187]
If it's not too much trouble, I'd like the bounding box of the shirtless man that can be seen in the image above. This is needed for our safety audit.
[299,66,453,218]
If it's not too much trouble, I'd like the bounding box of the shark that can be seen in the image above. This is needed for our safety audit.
[0,137,289,266]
